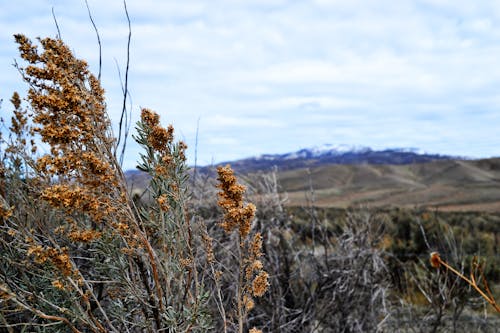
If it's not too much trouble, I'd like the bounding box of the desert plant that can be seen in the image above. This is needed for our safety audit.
[198,169,391,333]
[430,252,500,314]
[0,33,218,332]
[385,214,500,333]
[207,165,269,333]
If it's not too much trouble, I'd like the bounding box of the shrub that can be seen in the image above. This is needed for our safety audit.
[0,33,268,332]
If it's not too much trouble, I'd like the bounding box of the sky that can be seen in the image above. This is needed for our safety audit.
[1,0,500,170]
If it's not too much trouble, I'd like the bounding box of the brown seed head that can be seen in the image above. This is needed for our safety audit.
[252,271,269,297]
[243,294,255,311]
[430,252,441,268]
[140,108,160,127]
[249,328,263,333]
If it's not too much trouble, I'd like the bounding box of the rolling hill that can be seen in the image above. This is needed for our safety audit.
[126,145,500,212]
[276,158,500,211]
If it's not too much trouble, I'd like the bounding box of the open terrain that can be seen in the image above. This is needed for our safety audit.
[128,148,500,211]
[276,158,500,211]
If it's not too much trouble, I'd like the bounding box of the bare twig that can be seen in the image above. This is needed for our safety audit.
[192,116,201,186]
[0,284,81,333]
[84,0,102,81]
[115,0,132,166]
[430,252,500,314]
[51,7,62,40]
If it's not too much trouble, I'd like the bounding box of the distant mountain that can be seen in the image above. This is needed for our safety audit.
[125,146,500,212]
[211,144,460,173]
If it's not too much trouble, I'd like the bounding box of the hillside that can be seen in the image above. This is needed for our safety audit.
[126,146,500,212]
[276,158,500,211]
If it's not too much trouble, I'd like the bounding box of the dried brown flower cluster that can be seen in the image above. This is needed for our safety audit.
[141,108,174,153]
[217,165,257,238]
[202,231,215,265]
[68,228,102,243]
[14,34,127,236]
[430,251,441,268]
[0,204,13,220]
[244,233,269,298]
[248,328,263,333]
[133,106,207,330]
[216,165,269,332]
[156,194,170,212]
[138,108,188,179]
[4,91,37,162]
[9,92,28,138]
[136,108,190,238]
[15,35,110,149]
[0,27,218,331]
[27,243,74,278]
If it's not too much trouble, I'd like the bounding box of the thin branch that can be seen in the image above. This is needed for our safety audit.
[430,252,500,314]
[192,116,201,186]
[115,0,132,166]
[0,284,81,333]
[418,220,432,250]
[120,90,133,167]
[84,0,102,81]
[51,7,62,40]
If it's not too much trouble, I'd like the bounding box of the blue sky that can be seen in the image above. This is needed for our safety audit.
[1,0,500,170]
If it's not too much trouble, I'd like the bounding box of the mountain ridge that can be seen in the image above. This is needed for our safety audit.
[125,146,500,212]
[209,144,463,173]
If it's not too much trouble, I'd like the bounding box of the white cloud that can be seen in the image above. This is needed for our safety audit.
[2,0,500,170]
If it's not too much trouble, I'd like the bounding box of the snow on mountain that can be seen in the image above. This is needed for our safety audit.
[308,144,372,157]
[224,144,458,173]
[256,144,419,161]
